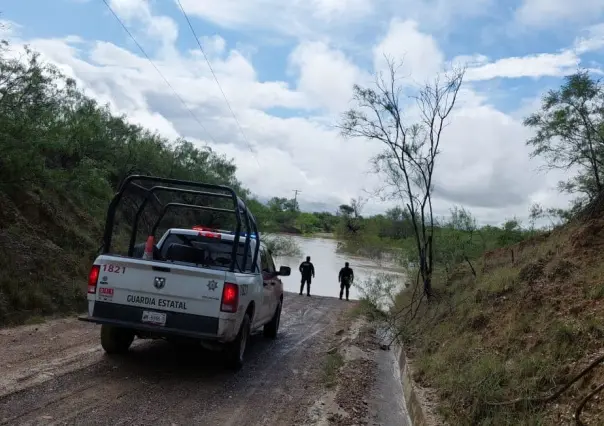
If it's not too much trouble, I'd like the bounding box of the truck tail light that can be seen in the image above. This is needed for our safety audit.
[88,265,100,294]
[220,282,239,313]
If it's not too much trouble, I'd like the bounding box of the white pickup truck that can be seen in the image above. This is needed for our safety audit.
[79,175,290,369]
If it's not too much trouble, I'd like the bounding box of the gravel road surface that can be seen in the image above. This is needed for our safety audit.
[0,293,351,426]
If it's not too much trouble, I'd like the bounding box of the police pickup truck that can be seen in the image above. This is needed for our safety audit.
[79,175,290,369]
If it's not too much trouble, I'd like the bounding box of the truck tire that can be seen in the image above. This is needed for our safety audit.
[100,325,134,355]
[225,313,251,371]
[263,302,282,339]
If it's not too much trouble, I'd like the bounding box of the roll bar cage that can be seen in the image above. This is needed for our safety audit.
[101,175,260,273]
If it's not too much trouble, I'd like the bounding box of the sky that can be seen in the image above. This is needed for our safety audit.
[1,0,604,225]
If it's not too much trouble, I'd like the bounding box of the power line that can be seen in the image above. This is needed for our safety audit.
[100,0,218,146]
[176,0,260,167]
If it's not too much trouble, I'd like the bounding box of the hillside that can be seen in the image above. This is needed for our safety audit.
[0,44,259,325]
[0,42,342,325]
[397,194,604,425]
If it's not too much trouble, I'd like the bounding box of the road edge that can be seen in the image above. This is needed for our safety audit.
[395,344,444,426]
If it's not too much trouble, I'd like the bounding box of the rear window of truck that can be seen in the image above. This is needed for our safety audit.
[158,233,256,272]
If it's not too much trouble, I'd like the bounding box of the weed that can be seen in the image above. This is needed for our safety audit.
[323,351,344,389]
[587,283,604,300]
[479,267,518,297]
[346,298,384,321]
[23,315,46,325]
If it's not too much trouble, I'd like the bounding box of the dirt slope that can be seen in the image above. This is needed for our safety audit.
[0,293,358,426]
[0,189,100,325]
[403,197,604,424]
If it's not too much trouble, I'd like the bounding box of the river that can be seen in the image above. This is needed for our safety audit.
[272,234,406,301]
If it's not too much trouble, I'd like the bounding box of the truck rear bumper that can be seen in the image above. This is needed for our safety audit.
[79,301,225,342]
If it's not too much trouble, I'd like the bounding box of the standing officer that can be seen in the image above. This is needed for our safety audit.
[338,262,354,301]
[299,256,315,296]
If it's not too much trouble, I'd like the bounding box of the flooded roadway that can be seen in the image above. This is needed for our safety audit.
[273,234,406,300]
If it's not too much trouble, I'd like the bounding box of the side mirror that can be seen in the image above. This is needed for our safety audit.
[278,266,291,276]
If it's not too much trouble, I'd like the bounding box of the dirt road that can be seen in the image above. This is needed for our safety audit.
[0,293,352,426]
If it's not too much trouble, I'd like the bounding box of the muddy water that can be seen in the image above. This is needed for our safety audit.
[272,234,406,300]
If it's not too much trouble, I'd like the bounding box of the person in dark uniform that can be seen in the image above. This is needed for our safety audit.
[299,256,315,296]
[338,262,354,301]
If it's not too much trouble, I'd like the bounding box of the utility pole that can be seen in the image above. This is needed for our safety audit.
[292,189,301,212]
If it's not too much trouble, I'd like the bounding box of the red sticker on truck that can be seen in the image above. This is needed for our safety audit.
[99,287,114,298]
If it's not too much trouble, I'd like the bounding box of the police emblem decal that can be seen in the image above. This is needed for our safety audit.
[154,277,166,290]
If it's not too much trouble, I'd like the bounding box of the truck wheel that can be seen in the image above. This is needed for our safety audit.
[100,325,134,355]
[263,302,282,339]
[225,313,251,371]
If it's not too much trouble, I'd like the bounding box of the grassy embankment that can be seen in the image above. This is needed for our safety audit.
[333,198,604,424]
[385,209,604,424]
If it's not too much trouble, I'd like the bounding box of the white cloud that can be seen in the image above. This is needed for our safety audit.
[459,26,604,82]
[109,0,179,46]
[289,41,369,113]
[176,0,374,40]
[3,3,585,225]
[373,19,444,83]
[574,23,604,54]
[465,50,580,81]
[516,0,604,28]
[200,35,227,57]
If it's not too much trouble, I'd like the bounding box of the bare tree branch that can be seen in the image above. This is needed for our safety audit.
[339,56,465,302]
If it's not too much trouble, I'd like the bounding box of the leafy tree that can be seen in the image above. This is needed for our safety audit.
[524,70,604,208]
[439,206,480,278]
[497,218,526,246]
[337,198,364,234]
[0,42,254,322]
[528,203,569,230]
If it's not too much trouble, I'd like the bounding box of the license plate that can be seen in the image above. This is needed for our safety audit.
[141,311,166,326]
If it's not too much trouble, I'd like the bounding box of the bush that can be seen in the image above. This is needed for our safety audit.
[262,235,302,257]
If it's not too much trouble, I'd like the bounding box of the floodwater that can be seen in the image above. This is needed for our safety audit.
[272,234,406,300]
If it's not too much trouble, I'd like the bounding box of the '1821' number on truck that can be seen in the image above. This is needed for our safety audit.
[103,264,126,274]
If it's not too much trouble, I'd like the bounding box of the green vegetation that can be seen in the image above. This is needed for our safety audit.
[262,234,302,257]
[340,67,604,425]
[3,24,604,425]
[390,220,604,425]
[0,40,364,325]
[249,197,339,235]
[0,41,329,324]
[322,351,345,389]
[0,44,259,324]
[524,70,604,217]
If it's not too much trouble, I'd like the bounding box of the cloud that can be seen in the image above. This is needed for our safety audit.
[373,19,444,82]
[108,0,179,46]
[200,35,227,57]
[288,41,369,114]
[465,50,580,81]
[176,0,374,40]
[516,0,604,28]
[575,23,604,54]
[459,26,604,81]
[3,3,586,226]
